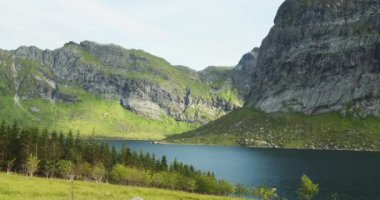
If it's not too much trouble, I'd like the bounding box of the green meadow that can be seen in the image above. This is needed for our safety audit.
[0,173,241,200]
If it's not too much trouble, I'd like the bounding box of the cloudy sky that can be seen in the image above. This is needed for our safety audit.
[0,0,284,70]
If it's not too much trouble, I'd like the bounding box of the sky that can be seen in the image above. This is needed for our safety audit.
[0,0,285,70]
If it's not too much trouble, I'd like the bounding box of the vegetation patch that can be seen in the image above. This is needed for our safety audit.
[0,92,197,139]
[166,108,380,151]
[0,173,238,200]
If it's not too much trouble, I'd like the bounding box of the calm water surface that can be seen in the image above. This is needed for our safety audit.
[104,140,380,200]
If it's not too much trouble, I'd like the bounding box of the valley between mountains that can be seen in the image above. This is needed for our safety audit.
[1,0,379,150]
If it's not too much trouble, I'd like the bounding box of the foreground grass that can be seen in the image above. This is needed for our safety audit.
[167,108,380,151]
[0,173,241,200]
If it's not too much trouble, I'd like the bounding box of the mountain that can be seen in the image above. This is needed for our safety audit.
[167,0,380,150]
[0,41,242,139]
[247,0,380,116]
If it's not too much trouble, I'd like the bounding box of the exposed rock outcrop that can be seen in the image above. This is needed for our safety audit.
[245,0,380,117]
[0,41,243,124]
[231,48,259,100]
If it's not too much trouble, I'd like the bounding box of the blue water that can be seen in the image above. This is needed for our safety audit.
[105,140,380,200]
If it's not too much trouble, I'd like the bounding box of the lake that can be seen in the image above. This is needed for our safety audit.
[104,140,380,200]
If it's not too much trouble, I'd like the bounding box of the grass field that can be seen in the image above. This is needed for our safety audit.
[0,173,242,200]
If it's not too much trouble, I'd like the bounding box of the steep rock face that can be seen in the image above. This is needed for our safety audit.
[0,41,242,124]
[231,48,259,100]
[246,0,380,117]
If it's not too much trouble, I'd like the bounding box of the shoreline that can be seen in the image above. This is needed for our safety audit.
[162,141,380,153]
[88,136,380,153]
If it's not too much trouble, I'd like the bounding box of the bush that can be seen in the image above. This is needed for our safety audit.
[78,162,92,181]
[235,182,248,197]
[92,163,106,183]
[297,174,319,200]
[26,154,39,177]
[252,186,277,200]
[57,160,74,180]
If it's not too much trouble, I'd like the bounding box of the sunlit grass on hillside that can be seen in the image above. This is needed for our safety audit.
[167,108,380,151]
[0,90,197,139]
[0,173,241,200]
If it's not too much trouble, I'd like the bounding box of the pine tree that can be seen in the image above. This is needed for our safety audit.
[0,121,237,196]
[120,144,127,165]
[0,120,6,161]
[58,132,65,159]
[7,122,19,160]
[160,155,168,171]
[110,146,118,167]
[38,129,49,161]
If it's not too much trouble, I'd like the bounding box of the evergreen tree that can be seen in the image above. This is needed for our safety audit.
[64,131,74,161]
[38,129,49,162]
[0,121,236,196]
[50,131,59,161]
[0,120,6,161]
[110,146,118,167]
[7,122,20,170]
[160,155,168,171]
[120,144,127,165]
[58,132,65,159]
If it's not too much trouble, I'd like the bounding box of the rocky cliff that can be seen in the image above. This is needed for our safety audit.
[244,0,380,117]
[231,48,259,100]
[0,41,242,138]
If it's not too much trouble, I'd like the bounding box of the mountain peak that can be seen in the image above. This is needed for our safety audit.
[246,0,380,116]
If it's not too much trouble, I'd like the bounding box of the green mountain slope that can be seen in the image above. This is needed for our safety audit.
[0,41,242,139]
[166,108,380,151]
[0,90,196,139]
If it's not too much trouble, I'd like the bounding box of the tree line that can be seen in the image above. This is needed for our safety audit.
[0,121,235,195]
[0,121,325,199]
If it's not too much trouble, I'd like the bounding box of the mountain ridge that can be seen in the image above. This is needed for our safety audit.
[0,40,243,138]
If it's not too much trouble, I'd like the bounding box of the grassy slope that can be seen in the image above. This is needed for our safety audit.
[0,173,240,200]
[200,66,240,105]
[0,90,197,140]
[166,108,380,151]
